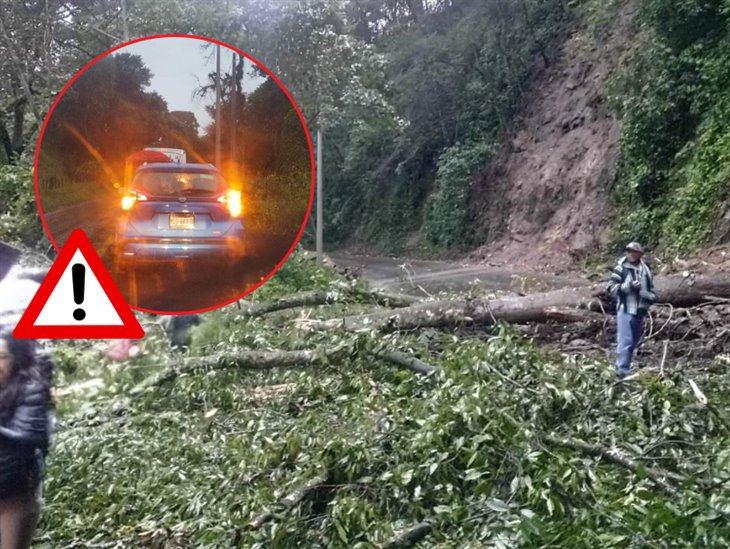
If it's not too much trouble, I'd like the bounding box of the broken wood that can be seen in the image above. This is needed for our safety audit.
[305,273,730,332]
[373,350,440,375]
[543,307,604,323]
[525,301,730,362]
[381,519,435,548]
[248,472,330,529]
[659,340,668,377]
[250,383,296,402]
[356,289,422,308]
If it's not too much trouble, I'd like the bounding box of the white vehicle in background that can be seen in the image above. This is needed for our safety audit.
[143,147,186,164]
[0,242,42,326]
[119,148,187,191]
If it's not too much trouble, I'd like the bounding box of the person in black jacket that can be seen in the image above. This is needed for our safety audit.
[0,327,53,549]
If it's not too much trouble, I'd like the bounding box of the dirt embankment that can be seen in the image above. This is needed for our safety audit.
[468,3,639,273]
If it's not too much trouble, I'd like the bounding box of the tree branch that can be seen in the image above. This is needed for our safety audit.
[240,288,420,319]
[373,349,440,375]
[0,7,42,125]
[241,290,339,318]
[130,345,352,395]
[543,435,679,495]
[248,472,330,529]
[381,519,435,548]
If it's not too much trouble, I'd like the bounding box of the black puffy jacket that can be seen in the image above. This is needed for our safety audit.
[0,379,51,454]
[0,378,52,498]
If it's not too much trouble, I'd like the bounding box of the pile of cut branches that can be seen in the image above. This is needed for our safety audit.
[40,263,730,548]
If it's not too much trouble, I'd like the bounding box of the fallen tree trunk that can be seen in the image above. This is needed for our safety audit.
[304,273,730,332]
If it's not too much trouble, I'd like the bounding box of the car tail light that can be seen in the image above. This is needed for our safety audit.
[218,189,242,218]
[121,190,147,210]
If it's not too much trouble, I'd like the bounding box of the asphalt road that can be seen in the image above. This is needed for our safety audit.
[43,197,297,313]
[42,198,586,311]
[327,253,587,296]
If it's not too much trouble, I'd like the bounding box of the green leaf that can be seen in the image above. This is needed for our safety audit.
[486,499,510,513]
[465,469,484,481]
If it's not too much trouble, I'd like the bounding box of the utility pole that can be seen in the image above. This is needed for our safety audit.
[316,129,323,264]
[215,44,221,169]
[230,53,237,167]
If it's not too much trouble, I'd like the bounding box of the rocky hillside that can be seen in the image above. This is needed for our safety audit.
[468,0,730,270]
[469,3,639,272]
[334,0,730,271]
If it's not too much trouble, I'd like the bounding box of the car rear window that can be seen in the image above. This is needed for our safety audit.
[133,171,226,197]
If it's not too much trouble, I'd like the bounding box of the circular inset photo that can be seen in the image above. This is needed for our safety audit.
[36,35,314,314]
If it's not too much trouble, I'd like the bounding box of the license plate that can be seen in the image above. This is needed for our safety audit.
[169,212,195,229]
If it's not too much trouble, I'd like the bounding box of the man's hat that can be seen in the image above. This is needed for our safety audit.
[0,242,21,283]
[625,241,644,254]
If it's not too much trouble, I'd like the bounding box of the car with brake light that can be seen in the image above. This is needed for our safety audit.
[113,162,244,269]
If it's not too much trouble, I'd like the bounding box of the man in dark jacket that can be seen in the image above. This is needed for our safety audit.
[607,242,656,378]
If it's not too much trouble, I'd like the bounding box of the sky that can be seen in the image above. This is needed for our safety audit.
[122,37,266,134]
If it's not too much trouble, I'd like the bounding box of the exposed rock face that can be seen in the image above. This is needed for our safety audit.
[469,5,639,273]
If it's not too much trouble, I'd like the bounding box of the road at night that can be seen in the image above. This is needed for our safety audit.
[43,195,298,312]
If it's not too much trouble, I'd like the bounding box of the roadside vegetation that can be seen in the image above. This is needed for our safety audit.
[0,162,46,250]
[610,0,730,252]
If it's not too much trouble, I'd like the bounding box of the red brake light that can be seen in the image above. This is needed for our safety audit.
[218,190,242,218]
[121,190,147,210]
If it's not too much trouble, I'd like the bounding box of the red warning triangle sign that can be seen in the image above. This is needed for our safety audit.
[13,229,144,339]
